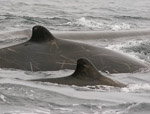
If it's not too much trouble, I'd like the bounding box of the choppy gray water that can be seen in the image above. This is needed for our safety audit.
[0,0,150,114]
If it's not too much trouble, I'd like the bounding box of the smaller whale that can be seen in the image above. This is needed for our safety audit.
[31,58,126,87]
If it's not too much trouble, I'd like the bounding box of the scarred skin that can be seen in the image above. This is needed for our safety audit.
[0,25,148,73]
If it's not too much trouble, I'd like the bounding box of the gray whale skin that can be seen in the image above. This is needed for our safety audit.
[0,25,148,73]
[31,58,126,87]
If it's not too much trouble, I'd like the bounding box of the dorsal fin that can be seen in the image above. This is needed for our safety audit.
[70,58,126,87]
[29,25,55,42]
[30,58,126,87]
[72,58,101,79]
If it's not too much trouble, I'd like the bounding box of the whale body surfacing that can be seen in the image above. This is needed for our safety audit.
[31,58,126,87]
[0,25,148,73]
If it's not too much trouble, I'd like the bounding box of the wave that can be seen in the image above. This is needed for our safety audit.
[106,38,150,64]
[0,13,71,31]
[85,15,112,21]
[120,39,150,63]
[0,72,150,113]
[73,17,104,29]
[114,15,150,21]
[0,14,143,31]
[121,83,150,93]
[122,102,150,114]
[102,102,150,114]
[109,23,132,31]
[67,17,133,31]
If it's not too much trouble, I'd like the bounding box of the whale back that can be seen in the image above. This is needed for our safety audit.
[0,26,148,73]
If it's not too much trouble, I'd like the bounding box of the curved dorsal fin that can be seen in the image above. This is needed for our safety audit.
[72,58,101,79]
[29,25,55,42]
[71,58,126,87]
[30,58,126,87]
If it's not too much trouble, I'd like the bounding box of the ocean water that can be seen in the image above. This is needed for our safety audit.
[0,0,150,114]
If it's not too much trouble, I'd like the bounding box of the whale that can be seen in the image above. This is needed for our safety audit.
[2,27,150,42]
[31,58,126,87]
[0,25,148,73]
[52,29,150,41]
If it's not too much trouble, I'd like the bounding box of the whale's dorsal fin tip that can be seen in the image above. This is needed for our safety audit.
[72,58,101,79]
[29,25,55,42]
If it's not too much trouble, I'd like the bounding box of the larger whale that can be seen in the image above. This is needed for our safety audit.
[0,26,148,73]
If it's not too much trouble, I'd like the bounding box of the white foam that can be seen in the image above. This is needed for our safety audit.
[121,83,150,93]
[107,39,145,51]
[68,17,132,31]
[67,17,104,29]
[78,17,103,28]
[0,94,6,102]
[109,23,131,31]
[106,39,149,63]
